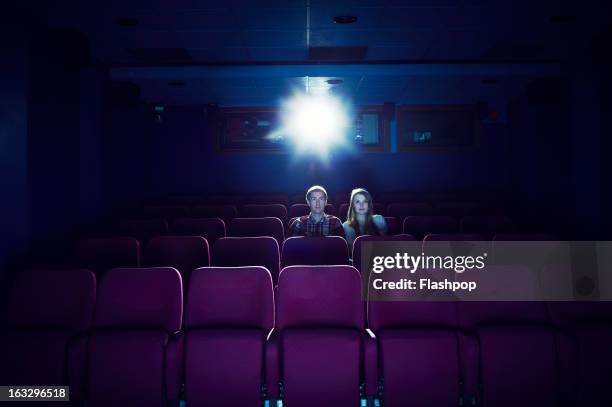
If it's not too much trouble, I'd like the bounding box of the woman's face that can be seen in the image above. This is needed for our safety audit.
[353,193,369,216]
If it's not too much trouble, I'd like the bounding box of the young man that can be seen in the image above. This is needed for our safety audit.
[289,185,345,237]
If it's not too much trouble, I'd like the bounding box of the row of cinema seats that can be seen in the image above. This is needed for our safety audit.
[112,215,525,248]
[2,267,610,406]
[138,202,506,225]
[76,232,551,286]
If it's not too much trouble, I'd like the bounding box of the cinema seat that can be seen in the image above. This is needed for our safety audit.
[289,203,309,218]
[461,216,517,240]
[185,266,274,407]
[549,302,612,405]
[435,202,488,217]
[458,302,571,407]
[143,205,189,221]
[385,217,400,235]
[170,217,226,243]
[324,203,336,216]
[273,265,367,407]
[352,234,417,273]
[281,236,349,267]
[144,236,210,286]
[387,202,433,218]
[117,219,168,245]
[88,267,182,407]
[0,269,95,402]
[78,237,140,275]
[247,194,289,206]
[229,217,285,247]
[213,237,280,284]
[368,302,478,407]
[191,205,238,223]
[241,204,288,225]
[403,216,460,240]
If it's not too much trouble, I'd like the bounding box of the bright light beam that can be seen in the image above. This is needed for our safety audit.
[279,92,351,157]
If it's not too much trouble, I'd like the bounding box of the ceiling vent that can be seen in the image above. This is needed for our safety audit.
[309,46,367,61]
[128,48,193,64]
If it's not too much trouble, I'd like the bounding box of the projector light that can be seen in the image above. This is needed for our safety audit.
[280,93,350,155]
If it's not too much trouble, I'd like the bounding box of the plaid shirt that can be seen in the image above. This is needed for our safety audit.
[290,213,345,237]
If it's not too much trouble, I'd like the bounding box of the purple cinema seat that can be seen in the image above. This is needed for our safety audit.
[403,216,459,240]
[229,217,285,247]
[143,205,189,221]
[384,217,400,235]
[213,237,281,284]
[460,216,517,240]
[368,302,478,407]
[185,267,274,407]
[281,236,349,268]
[289,203,309,219]
[387,202,433,218]
[324,203,336,216]
[352,234,416,273]
[191,205,238,223]
[247,194,289,206]
[0,269,95,403]
[144,236,210,286]
[117,219,168,245]
[78,237,140,275]
[273,265,367,407]
[88,267,182,407]
[170,217,226,243]
[458,302,569,407]
[548,302,612,405]
[241,204,288,225]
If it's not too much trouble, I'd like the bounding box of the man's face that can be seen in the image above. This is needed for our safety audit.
[307,190,327,215]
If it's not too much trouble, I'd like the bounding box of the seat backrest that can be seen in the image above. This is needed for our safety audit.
[403,216,459,240]
[1,269,95,389]
[241,204,288,225]
[229,217,285,247]
[387,202,433,218]
[117,219,168,245]
[184,266,274,406]
[275,265,363,407]
[89,267,182,407]
[281,236,349,268]
[170,217,226,243]
[144,236,210,285]
[435,202,487,217]
[78,237,140,275]
[213,237,281,284]
[191,205,238,222]
[385,216,400,235]
[352,234,417,273]
[289,203,309,219]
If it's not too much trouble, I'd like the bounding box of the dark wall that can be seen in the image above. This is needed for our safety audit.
[149,106,511,198]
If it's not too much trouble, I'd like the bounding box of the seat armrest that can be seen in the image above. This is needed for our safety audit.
[165,331,184,407]
[363,329,378,398]
[266,329,280,400]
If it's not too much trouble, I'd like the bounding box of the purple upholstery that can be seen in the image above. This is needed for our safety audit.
[191,205,238,222]
[352,234,417,273]
[170,217,226,243]
[89,267,182,407]
[144,236,210,285]
[458,302,564,407]
[213,237,281,284]
[143,205,189,220]
[403,216,459,240]
[324,203,336,216]
[275,266,363,407]
[78,237,140,274]
[289,203,309,218]
[241,204,288,225]
[548,302,612,405]
[229,217,285,247]
[184,267,274,407]
[281,236,349,268]
[367,302,476,407]
[118,219,168,245]
[0,269,95,401]
[461,216,517,240]
[387,202,433,218]
[247,194,289,206]
[209,195,243,205]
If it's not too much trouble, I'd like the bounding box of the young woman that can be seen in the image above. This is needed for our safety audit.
[342,188,387,247]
